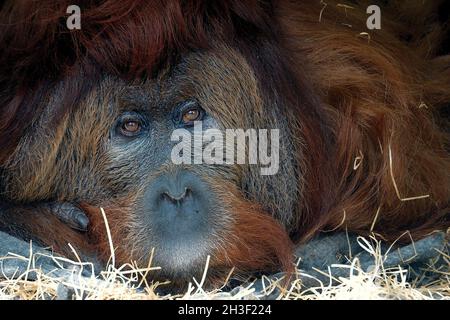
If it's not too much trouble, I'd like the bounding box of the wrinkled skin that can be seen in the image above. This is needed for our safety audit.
[0,202,93,281]
[0,47,298,284]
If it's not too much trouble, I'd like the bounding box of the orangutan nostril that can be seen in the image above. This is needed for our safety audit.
[162,187,190,203]
[147,171,210,223]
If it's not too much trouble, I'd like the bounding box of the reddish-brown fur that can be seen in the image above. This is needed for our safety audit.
[0,0,273,164]
[81,182,294,281]
[216,188,294,275]
[1,0,449,280]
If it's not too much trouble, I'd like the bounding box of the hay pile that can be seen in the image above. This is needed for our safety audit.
[0,235,448,300]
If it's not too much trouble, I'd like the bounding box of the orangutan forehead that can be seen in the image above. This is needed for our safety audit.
[0,0,276,164]
[105,47,264,123]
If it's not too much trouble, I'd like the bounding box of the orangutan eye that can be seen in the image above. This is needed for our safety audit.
[121,120,141,135]
[182,108,202,124]
[116,112,146,137]
[175,100,205,127]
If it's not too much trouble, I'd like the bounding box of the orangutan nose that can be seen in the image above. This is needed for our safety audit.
[161,187,190,203]
[144,171,211,227]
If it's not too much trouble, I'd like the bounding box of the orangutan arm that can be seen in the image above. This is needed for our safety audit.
[0,201,96,261]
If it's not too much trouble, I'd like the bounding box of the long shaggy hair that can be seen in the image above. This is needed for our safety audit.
[1,0,449,267]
